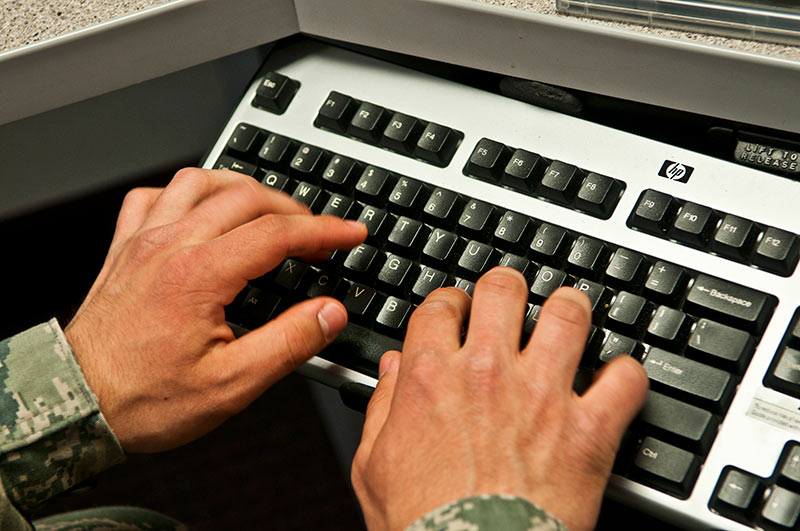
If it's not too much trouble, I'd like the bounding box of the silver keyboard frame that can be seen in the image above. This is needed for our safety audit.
[203,40,800,530]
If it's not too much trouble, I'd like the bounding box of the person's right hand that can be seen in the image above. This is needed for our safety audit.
[65,168,367,453]
[352,268,649,531]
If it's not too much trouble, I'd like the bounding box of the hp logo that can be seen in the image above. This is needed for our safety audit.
[658,160,694,183]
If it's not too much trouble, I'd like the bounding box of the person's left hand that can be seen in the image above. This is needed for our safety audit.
[65,168,366,453]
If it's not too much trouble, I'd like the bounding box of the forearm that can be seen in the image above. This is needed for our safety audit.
[0,320,124,526]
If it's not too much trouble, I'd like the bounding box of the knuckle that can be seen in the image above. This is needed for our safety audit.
[171,167,208,188]
[127,226,176,262]
[476,268,526,297]
[544,295,590,328]
[412,294,465,323]
[405,353,445,391]
[465,343,503,386]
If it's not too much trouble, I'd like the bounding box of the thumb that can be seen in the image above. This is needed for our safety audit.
[225,297,349,391]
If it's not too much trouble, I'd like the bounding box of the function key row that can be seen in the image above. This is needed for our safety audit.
[463,138,626,219]
[313,91,464,167]
[710,442,800,529]
[628,189,800,277]
[765,307,800,400]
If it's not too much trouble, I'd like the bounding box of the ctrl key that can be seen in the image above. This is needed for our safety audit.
[632,436,700,498]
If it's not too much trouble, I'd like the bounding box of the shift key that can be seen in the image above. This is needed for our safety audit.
[644,348,734,413]
[685,274,775,334]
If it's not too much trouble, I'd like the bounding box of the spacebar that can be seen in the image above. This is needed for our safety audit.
[317,323,403,379]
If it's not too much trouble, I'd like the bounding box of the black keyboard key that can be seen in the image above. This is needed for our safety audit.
[214,155,257,176]
[605,248,646,288]
[411,266,451,302]
[688,319,755,373]
[315,91,357,133]
[464,138,509,182]
[629,189,679,234]
[252,71,298,114]
[685,274,775,334]
[644,261,687,305]
[258,133,294,167]
[645,306,691,350]
[539,161,582,203]
[632,436,700,498]
[260,170,293,192]
[349,101,388,143]
[713,468,761,513]
[355,166,392,203]
[376,297,413,338]
[529,223,570,265]
[499,253,536,283]
[643,348,734,412]
[779,444,800,485]
[381,113,424,155]
[235,287,282,329]
[388,176,426,214]
[322,155,360,190]
[289,144,326,180]
[494,211,532,251]
[455,278,476,297]
[414,123,460,166]
[670,202,717,247]
[343,244,382,279]
[522,304,543,339]
[388,217,428,253]
[274,259,310,291]
[766,347,800,399]
[754,226,800,276]
[422,228,460,264]
[457,240,499,277]
[423,188,460,227]
[575,173,622,218]
[530,266,568,302]
[458,199,496,237]
[566,236,606,278]
[599,332,642,365]
[291,181,325,211]
[320,193,354,219]
[638,391,718,453]
[606,292,649,336]
[762,487,800,528]
[356,205,391,240]
[377,255,416,291]
[710,214,756,260]
[343,283,381,322]
[574,278,610,315]
[501,149,545,192]
[226,123,265,155]
[306,270,344,300]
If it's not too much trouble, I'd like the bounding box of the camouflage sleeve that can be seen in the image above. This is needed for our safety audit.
[0,320,125,530]
[406,494,568,531]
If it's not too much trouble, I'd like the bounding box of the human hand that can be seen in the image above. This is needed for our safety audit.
[65,168,366,453]
[351,268,649,531]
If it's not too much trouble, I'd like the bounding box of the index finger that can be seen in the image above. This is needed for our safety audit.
[198,214,367,288]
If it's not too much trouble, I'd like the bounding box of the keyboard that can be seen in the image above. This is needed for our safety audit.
[204,39,800,530]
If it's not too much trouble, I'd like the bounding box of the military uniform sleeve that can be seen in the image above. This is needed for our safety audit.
[0,320,125,530]
[406,494,568,531]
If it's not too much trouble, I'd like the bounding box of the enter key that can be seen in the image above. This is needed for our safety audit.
[644,348,735,413]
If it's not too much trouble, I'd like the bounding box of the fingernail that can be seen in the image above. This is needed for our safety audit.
[379,352,399,379]
[345,220,368,233]
[318,302,347,342]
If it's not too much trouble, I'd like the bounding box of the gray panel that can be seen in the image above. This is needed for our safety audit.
[0,0,297,126]
[295,0,800,134]
[0,46,267,222]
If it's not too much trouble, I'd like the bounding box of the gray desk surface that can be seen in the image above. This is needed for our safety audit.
[2,0,800,134]
[4,0,799,58]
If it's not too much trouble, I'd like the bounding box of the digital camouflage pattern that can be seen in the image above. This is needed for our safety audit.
[0,320,124,530]
[0,321,564,530]
[407,494,566,531]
